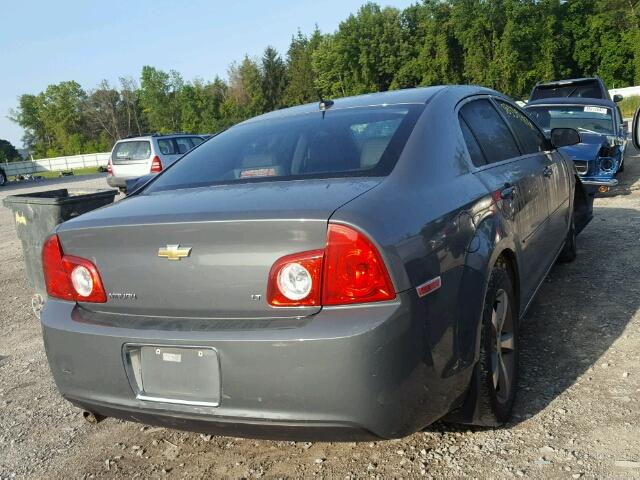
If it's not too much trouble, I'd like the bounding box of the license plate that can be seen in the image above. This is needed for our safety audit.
[137,346,220,406]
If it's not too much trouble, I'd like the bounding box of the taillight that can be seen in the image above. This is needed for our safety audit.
[267,224,395,307]
[267,250,323,306]
[322,224,395,305]
[150,155,162,173]
[42,235,74,301]
[42,235,107,303]
[107,159,113,176]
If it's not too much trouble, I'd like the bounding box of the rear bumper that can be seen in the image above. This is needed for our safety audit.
[40,292,465,440]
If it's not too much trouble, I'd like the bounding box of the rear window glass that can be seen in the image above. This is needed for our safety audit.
[112,141,151,163]
[145,105,423,192]
[530,81,603,101]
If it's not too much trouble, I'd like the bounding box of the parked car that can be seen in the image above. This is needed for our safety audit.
[106,133,207,192]
[525,98,627,190]
[529,76,622,103]
[0,166,6,186]
[634,107,640,151]
[41,86,606,440]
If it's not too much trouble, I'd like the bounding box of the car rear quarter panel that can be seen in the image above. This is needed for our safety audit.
[331,91,514,416]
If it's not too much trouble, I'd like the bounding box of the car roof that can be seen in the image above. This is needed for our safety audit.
[239,85,503,124]
[525,97,617,108]
[116,133,202,142]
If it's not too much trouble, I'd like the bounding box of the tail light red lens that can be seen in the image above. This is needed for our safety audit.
[107,159,113,176]
[322,224,395,305]
[267,224,395,307]
[267,250,323,306]
[42,235,107,303]
[42,235,74,301]
[150,155,163,173]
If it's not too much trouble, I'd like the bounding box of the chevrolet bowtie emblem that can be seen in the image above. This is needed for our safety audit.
[158,244,192,261]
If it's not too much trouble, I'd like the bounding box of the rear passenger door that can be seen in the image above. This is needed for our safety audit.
[495,100,570,255]
[459,97,551,301]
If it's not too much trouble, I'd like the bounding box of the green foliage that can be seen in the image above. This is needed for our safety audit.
[314,3,407,96]
[283,29,321,105]
[262,46,287,111]
[619,95,640,118]
[0,139,22,162]
[9,0,640,158]
[140,66,184,132]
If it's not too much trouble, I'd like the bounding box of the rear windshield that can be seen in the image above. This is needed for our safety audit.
[112,141,151,163]
[145,105,423,192]
[530,80,604,101]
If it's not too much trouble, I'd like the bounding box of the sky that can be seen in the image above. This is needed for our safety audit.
[0,0,415,149]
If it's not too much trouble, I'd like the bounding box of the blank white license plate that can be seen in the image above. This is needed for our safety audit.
[139,346,220,406]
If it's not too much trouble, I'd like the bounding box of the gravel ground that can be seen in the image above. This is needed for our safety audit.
[1,149,640,479]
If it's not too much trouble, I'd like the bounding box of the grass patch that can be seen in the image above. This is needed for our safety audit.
[8,166,103,181]
[619,95,640,118]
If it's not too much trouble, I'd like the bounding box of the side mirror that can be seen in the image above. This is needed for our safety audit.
[633,107,640,151]
[551,128,581,148]
[613,94,623,103]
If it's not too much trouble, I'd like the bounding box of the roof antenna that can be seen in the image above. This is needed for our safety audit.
[317,90,334,118]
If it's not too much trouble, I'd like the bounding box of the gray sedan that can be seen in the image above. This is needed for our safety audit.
[41,86,594,440]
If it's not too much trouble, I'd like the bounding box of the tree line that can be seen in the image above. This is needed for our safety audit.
[8,0,640,159]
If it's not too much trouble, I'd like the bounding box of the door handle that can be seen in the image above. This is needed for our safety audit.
[543,166,553,178]
[500,184,516,200]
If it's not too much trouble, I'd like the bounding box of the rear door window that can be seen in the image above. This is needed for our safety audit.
[157,138,178,155]
[189,136,204,147]
[112,141,151,163]
[459,99,521,164]
[496,101,545,154]
[145,105,423,192]
[175,137,193,155]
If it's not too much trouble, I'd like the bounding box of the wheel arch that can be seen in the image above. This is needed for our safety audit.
[444,238,522,425]
[455,209,522,372]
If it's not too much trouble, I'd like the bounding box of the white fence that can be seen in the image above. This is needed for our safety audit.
[610,86,640,98]
[2,152,111,177]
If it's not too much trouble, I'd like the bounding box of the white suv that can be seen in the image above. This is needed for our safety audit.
[107,134,206,191]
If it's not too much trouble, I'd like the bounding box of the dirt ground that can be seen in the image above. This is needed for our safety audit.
[1,146,640,479]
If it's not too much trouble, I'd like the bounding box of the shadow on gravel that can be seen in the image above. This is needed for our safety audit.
[0,174,107,194]
[513,204,640,423]
[510,143,640,421]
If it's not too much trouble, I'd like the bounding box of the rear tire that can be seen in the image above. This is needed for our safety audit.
[0,169,6,186]
[473,260,518,426]
[558,215,577,263]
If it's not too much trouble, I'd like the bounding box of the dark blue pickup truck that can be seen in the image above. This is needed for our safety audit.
[529,77,623,103]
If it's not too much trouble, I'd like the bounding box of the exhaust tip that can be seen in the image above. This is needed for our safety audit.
[83,410,106,424]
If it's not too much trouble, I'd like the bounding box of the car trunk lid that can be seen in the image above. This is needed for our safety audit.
[56,178,381,319]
